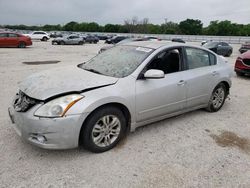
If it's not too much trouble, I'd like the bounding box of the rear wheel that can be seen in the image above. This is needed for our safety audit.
[18,42,26,48]
[41,37,48,41]
[59,41,65,45]
[80,106,127,153]
[206,83,227,112]
[78,41,83,45]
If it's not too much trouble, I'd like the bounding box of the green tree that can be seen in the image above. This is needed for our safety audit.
[63,21,78,31]
[179,19,203,35]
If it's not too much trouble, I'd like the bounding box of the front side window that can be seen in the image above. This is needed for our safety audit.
[186,48,211,69]
[33,32,45,35]
[146,48,182,74]
[79,45,153,78]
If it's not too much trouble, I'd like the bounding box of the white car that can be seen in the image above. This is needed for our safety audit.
[25,31,50,41]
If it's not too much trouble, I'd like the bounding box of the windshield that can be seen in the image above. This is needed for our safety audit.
[79,45,153,78]
[203,42,218,48]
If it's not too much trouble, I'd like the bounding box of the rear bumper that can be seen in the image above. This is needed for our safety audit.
[8,105,89,149]
[235,67,250,74]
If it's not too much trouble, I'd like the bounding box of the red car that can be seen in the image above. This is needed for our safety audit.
[235,51,250,76]
[0,32,32,48]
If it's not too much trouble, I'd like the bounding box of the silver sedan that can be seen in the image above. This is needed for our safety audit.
[51,34,84,45]
[8,41,233,152]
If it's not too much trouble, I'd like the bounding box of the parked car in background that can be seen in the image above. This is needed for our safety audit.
[234,51,250,76]
[99,37,153,53]
[83,35,99,43]
[105,36,128,44]
[52,35,84,45]
[0,32,32,48]
[203,42,233,57]
[201,40,213,46]
[96,34,108,40]
[172,38,185,43]
[239,41,250,54]
[50,32,63,38]
[8,41,232,153]
[144,36,161,41]
[25,31,50,41]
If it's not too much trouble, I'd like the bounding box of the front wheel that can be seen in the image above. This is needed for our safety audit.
[80,106,127,153]
[225,50,232,57]
[206,83,227,112]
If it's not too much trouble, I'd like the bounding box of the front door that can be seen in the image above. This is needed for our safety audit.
[135,47,186,122]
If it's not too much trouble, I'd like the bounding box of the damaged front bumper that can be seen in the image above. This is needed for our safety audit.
[8,105,88,149]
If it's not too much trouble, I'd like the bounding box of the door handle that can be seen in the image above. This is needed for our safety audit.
[177,80,185,86]
[212,71,218,76]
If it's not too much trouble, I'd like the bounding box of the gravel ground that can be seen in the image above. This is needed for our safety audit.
[0,41,250,188]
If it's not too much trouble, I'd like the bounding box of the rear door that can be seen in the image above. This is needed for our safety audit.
[182,47,219,108]
[7,33,19,46]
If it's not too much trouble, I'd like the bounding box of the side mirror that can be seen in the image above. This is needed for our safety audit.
[144,69,165,79]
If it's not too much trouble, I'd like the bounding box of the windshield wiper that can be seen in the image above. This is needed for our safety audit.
[84,68,102,75]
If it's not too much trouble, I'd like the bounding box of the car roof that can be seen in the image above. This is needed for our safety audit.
[120,40,189,50]
[0,31,21,34]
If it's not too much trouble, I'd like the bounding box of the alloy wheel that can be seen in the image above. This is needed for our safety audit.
[212,87,225,109]
[91,115,121,147]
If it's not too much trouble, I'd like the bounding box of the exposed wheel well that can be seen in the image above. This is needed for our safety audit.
[78,103,131,145]
[220,81,230,96]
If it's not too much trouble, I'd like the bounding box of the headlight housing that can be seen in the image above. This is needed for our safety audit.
[34,94,84,118]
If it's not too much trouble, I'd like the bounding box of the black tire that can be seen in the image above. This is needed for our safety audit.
[80,106,127,153]
[225,50,232,57]
[59,41,65,45]
[18,42,26,48]
[41,37,48,42]
[78,41,83,45]
[236,72,244,76]
[206,83,227,112]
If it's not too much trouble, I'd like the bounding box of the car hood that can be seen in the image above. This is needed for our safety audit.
[19,65,118,100]
[241,50,250,58]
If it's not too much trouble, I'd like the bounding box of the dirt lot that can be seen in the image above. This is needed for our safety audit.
[0,41,250,188]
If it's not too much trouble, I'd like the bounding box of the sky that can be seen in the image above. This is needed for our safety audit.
[0,0,250,26]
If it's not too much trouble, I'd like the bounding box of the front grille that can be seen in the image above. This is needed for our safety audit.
[13,91,38,112]
[243,59,250,66]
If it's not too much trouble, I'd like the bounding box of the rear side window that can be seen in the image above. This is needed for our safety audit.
[0,33,8,37]
[8,33,18,37]
[185,48,216,69]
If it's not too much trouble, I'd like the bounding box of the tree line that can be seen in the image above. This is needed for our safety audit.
[2,18,250,36]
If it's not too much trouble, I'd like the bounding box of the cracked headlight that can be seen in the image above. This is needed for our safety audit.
[34,94,84,117]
